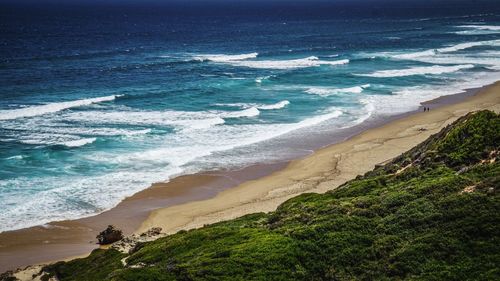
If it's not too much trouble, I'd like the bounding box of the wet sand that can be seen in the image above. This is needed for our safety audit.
[1,81,499,272]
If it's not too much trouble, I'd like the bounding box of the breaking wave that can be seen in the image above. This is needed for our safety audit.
[257,100,290,110]
[392,39,500,60]
[359,64,474,78]
[229,57,349,69]
[62,138,97,148]
[0,95,121,121]
[220,107,260,118]
[193,53,349,69]
[305,84,370,96]
[193,52,259,62]
[454,25,500,35]
[216,100,290,110]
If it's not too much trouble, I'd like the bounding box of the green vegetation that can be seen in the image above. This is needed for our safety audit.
[18,111,500,280]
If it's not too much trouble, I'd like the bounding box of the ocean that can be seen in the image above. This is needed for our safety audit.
[1,0,499,232]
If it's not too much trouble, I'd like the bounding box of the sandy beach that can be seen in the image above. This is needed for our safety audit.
[1,81,499,273]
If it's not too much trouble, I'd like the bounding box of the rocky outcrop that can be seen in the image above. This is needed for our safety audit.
[96,225,123,245]
[112,227,164,255]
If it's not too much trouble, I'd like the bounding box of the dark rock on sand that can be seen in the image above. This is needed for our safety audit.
[96,225,123,245]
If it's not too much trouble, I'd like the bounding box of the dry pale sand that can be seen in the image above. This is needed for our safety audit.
[138,82,500,235]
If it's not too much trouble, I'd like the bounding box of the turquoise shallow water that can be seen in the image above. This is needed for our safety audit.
[1,2,500,232]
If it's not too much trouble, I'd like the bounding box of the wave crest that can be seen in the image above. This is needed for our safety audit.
[393,39,500,60]
[193,52,258,62]
[360,64,474,78]
[306,84,370,96]
[257,100,290,110]
[455,25,500,35]
[230,57,349,69]
[221,107,260,118]
[0,95,121,121]
[215,100,290,110]
[62,138,97,148]
[193,53,349,70]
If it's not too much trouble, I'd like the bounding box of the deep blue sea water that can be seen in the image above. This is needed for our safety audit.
[1,1,500,232]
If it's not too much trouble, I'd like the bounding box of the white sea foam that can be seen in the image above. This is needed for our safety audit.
[257,100,290,110]
[360,64,474,78]
[0,119,154,148]
[360,71,500,114]
[455,30,500,35]
[5,155,25,160]
[124,128,152,136]
[0,95,120,121]
[194,52,259,62]
[229,57,349,69]
[255,75,275,84]
[438,40,500,52]
[60,128,152,137]
[101,109,344,170]
[215,100,290,110]
[62,138,97,147]
[0,167,184,232]
[193,52,349,69]
[3,100,282,151]
[392,39,500,60]
[339,100,376,128]
[15,133,97,148]
[61,107,263,130]
[455,25,500,35]
[396,54,500,67]
[457,25,500,31]
[61,110,226,129]
[220,107,260,118]
[393,49,437,59]
[292,110,343,129]
[174,117,226,130]
[305,84,370,96]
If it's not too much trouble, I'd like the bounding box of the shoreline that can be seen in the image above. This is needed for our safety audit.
[1,82,499,272]
[138,82,500,234]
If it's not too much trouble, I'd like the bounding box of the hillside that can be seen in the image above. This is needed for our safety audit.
[3,110,499,281]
